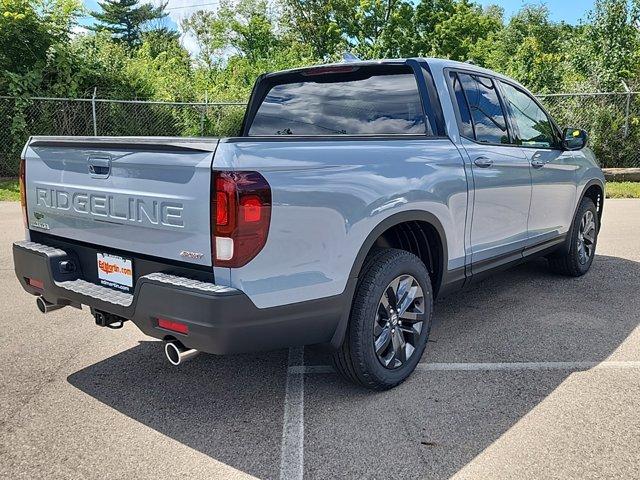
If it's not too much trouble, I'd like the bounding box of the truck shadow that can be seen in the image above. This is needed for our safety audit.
[68,254,640,479]
[68,346,290,479]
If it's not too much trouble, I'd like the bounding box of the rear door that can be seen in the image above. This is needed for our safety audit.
[24,137,217,267]
[449,72,532,272]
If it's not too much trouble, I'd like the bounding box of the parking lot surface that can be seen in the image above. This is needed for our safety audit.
[1,199,639,479]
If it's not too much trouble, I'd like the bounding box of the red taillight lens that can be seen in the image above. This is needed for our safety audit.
[216,190,229,225]
[157,318,189,334]
[27,277,44,290]
[212,171,271,267]
[19,158,27,228]
[241,195,262,222]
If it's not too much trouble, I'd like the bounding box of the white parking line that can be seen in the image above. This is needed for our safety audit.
[288,360,640,375]
[279,358,639,478]
[416,360,640,371]
[288,365,334,374]
[279,346,305,480]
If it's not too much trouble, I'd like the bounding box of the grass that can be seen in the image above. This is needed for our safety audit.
[606,181,640,199]
[0,178,19,202]
[0,177,638,201]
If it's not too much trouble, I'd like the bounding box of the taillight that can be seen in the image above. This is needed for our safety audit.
[19,158,27,228]
[212,171,271,267]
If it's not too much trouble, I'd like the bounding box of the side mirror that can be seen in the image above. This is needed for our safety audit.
[562,127,588,151]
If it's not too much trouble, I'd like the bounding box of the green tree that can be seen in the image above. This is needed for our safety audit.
[570,0,640,90]
[0,0,87,98]
[477,5,571,93]
[0,0,80,81]
[181,0,314,98]
[414,0,502,60]
[182,0,282,67]
[333,0,417,59]
[182,0,315,66]
[90,0,168,48]
[279,0,343,59]
[126,30,194,100]
[432,1,502,60]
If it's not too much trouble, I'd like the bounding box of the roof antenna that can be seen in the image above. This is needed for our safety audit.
[342,52,361,63]
[465,59,476,65]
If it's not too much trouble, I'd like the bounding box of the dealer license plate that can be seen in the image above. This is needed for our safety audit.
[97,253,133,291]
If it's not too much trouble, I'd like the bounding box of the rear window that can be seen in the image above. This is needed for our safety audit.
[248,66,429,136]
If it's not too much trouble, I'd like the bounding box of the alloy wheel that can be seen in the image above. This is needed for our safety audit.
[577,210,596,265]
[373,274,425,369]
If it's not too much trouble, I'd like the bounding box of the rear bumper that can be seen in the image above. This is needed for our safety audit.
[13,241,344,354]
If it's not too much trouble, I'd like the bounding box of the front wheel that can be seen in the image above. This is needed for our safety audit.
[548,197,599,277]
[332,249,433,390]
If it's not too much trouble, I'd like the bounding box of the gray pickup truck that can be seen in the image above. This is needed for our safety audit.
[14,58,605,389]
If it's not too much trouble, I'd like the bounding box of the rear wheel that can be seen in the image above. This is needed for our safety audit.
[332,249,433,390]
[548,197,599,276]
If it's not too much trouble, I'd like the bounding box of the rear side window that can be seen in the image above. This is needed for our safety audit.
[248,66,429,136]
[456,73,509,144]
[450,72,474,139]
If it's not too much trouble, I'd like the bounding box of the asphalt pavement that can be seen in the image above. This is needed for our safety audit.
[1,199,639,479]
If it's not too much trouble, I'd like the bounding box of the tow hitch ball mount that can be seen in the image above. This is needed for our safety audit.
[91,308,126,329]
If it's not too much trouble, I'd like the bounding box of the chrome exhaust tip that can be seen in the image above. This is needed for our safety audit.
[164,340,199,366]
[36,296,65,314]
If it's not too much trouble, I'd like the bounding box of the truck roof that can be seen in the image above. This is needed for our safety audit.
[266,57,509,80]
[263,57,525,93]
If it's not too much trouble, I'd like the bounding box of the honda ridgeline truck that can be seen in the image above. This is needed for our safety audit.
[14,58,605,389]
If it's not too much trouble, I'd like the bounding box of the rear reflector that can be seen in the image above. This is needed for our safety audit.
[27,278,44,290]
[157,318,189,335]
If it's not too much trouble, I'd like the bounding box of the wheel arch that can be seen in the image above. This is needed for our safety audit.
[580,179,605,227]
[554,178,605,258]
[329,210,449,349]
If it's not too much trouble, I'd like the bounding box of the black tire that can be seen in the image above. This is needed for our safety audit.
[332,248,434,390]
[548,196,599,277]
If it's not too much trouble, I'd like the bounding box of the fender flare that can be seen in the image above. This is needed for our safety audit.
[329,210,449,349]
[581,178,606,221]
[557,178,605,256]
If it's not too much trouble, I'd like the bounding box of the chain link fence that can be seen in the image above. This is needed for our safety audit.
[0,96,246,177]
[1,91,638,177]
[537,91,639,170]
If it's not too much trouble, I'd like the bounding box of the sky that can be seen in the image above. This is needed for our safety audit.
[80,0,596,27]
[80,1,221,30]
[79,0,597,54]
[477,0,595,24]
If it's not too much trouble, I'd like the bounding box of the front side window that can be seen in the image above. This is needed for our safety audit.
[248,66,429,136]
[500,82,557,148]
[457,73,509,144]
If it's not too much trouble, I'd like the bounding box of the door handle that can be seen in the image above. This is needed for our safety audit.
[474,156,493,168]
[531,159,545,168]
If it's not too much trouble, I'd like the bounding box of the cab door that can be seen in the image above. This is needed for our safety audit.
[450,72,532,273]
[498,81,577,247]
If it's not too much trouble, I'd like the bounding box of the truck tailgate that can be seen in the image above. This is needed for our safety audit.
[23,137,218,267]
